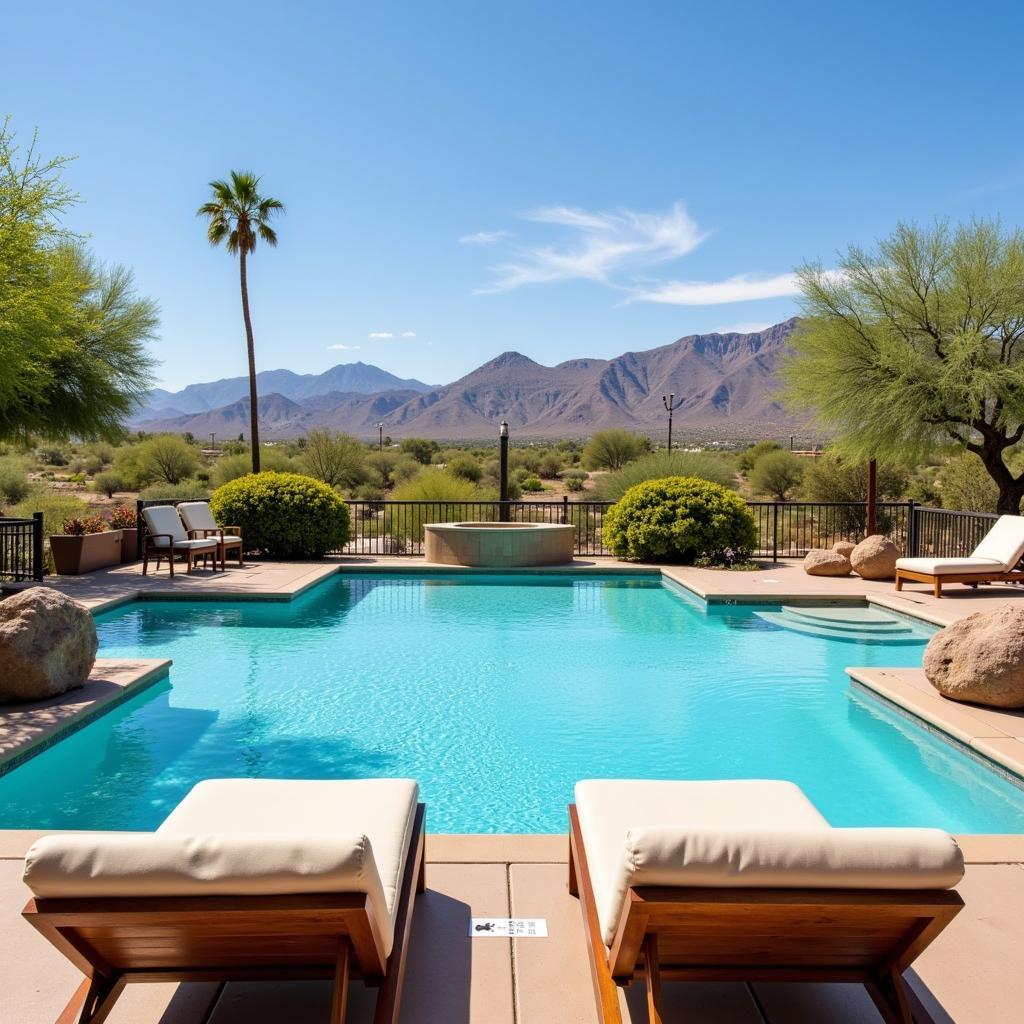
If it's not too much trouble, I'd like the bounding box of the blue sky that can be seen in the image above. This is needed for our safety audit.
[5,1,1024,390]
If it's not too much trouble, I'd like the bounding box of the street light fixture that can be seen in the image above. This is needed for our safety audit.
[376,422,384,452]
[662,393,682,452]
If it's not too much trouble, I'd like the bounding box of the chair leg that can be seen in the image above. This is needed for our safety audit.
[168,551,174,577]
[643,934,664,1024]
[894,573,902,592]
[865,968,912,1024]
[330,939,351,1024]
[568,836,579,897]
[56,973,125,1024]
[933,578,942,598]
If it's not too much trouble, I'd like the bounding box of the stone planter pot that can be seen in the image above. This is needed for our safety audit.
[118,528,138,564]
[49,532,123,575]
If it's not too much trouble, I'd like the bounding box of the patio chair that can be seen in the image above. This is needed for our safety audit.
[140,504,222,576]
[22,778,426,1024]
[895,514,1024,597]
[178,500,245,567]
[568,779,964,1024]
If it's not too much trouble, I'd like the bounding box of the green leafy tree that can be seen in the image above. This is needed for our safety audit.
[210,446,296,488]
[936,454,1000,513]
[0,121,157,441]
[137,434,200,484]
[299,430,369,490]
[583,430,650,471]
[738,439,783,473]
[748,450,805,500]
[92,470,127,498]
[781,220,1024,513]
[400,437,441,465]
[595,451,736,501]
[197,171,284,473]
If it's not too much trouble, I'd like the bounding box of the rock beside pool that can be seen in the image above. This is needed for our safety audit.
[832,540,856,559]
[924,606,1024,709]
[803,549,852,576]
[850,535,899,580]
[0,588,97,702]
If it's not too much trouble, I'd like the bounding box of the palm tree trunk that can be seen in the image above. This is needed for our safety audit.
[239,248,261,472]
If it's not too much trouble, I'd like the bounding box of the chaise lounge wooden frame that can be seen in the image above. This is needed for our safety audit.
[23,803,426,1024]
[568,804,962,1024]
[895,562,1024,598]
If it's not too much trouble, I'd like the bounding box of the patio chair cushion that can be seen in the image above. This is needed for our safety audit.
[896,556,1006,576]
[574,780,964,946]
[178,501,222,536]
[23,778,419,955]
[969,514,1024,570]
[141,506,190,547]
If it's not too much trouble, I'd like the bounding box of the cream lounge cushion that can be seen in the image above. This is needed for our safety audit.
[141,506,217,551]
[178,502,241,543]
[896,556,1006,576]
[970,514,1024,569]
[23,778,419,956]
[574,780,964,947]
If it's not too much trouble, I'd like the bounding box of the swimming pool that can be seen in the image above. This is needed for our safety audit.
[2,573,1023,834]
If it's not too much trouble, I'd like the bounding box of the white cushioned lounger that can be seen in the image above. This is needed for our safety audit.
[568,779,964,1024]
[23,778,426,1024]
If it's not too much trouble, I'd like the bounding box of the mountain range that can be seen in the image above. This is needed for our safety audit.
[134,319,802,440]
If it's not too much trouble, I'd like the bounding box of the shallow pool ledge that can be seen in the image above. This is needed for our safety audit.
[0,658,171,773]
[848,665,1024,781]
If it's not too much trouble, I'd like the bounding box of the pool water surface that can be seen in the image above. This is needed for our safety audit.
[1,573,1022,834]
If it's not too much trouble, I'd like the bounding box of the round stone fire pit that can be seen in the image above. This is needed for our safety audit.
[424,522,575,568]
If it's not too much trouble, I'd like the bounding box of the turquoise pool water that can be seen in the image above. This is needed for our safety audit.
[2,573,1023,834]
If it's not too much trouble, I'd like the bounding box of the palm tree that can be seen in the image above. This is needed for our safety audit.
[197,171,284,472]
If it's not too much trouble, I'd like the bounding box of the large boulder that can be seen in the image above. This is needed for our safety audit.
[803,549,852,577]
[832,540,856,559]
[850,535,899,580]
[924,606,1024,709]
[0,588,97,702]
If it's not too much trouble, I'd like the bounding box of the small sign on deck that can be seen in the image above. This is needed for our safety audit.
[470,917,548,937]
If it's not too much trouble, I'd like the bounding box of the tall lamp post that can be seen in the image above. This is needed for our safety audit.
[662,393,682,452]
[376,422,384,452]
[499,420,510,522]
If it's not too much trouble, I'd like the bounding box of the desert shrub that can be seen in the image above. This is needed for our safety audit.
[737,439,783,473]
[936,454,999,513]
[366,450,421,489]
[112,444,152,489]
[92,470,127,498]
[9,490,88,539]
[36,445,68,467]
[603,477,757,563]
[447,454,483,483]
[138,478,211,501]
[509,450,541,474]
[582,430,650,471]
[387,469,479,540]
[595,451,736,501]
[564,474,586,492]
[538,453,564,478]
[800,454,907,503]
[748,450,805,500]
[137,434,200,484]
[210,472,350,558]
[300,430,369,490]
[399,438,440,465]
[0,458,31,504]
[521,476,544,492]
[211,447,296,488]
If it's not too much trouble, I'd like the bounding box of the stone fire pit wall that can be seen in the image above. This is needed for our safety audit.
[424,522,576,568]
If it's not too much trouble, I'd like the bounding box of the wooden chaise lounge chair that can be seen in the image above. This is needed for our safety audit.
[22,778,426,1024]
[178,500,245,567]
[895,513,1024,597]
[568,779,964,1024]
[140,504,222,576]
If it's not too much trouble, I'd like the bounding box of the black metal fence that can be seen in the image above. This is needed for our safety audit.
[0,514,44,582]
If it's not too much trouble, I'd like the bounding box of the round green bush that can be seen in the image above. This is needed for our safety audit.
[210,471,350,559]
[602,476,757,563]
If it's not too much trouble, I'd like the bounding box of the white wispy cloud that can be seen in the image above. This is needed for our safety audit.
[478,201,707,293]
[711,321,775,335]
[368,331,393,339]
[400,331,417,338]
[327,343,361,351]
[459,230,511,245]
[627,272,802,306]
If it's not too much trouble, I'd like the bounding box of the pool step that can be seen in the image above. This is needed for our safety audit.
[780,606,912,633]
[754,610,924,644]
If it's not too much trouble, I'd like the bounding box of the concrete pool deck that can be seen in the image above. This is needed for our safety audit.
[3,556,1024,1020]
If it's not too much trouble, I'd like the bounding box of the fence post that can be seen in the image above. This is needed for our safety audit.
[561,495,569,524]
[906,499,918,557]
[136,499,144,560]
[32,511,44,581]
[772,502,779,564]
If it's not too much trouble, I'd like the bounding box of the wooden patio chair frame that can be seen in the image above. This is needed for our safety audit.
[23,803,426,1024]
[568,805,962,1024]
[895,563,1024,598]
[141,531,224,576]
[187,524,245,568]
